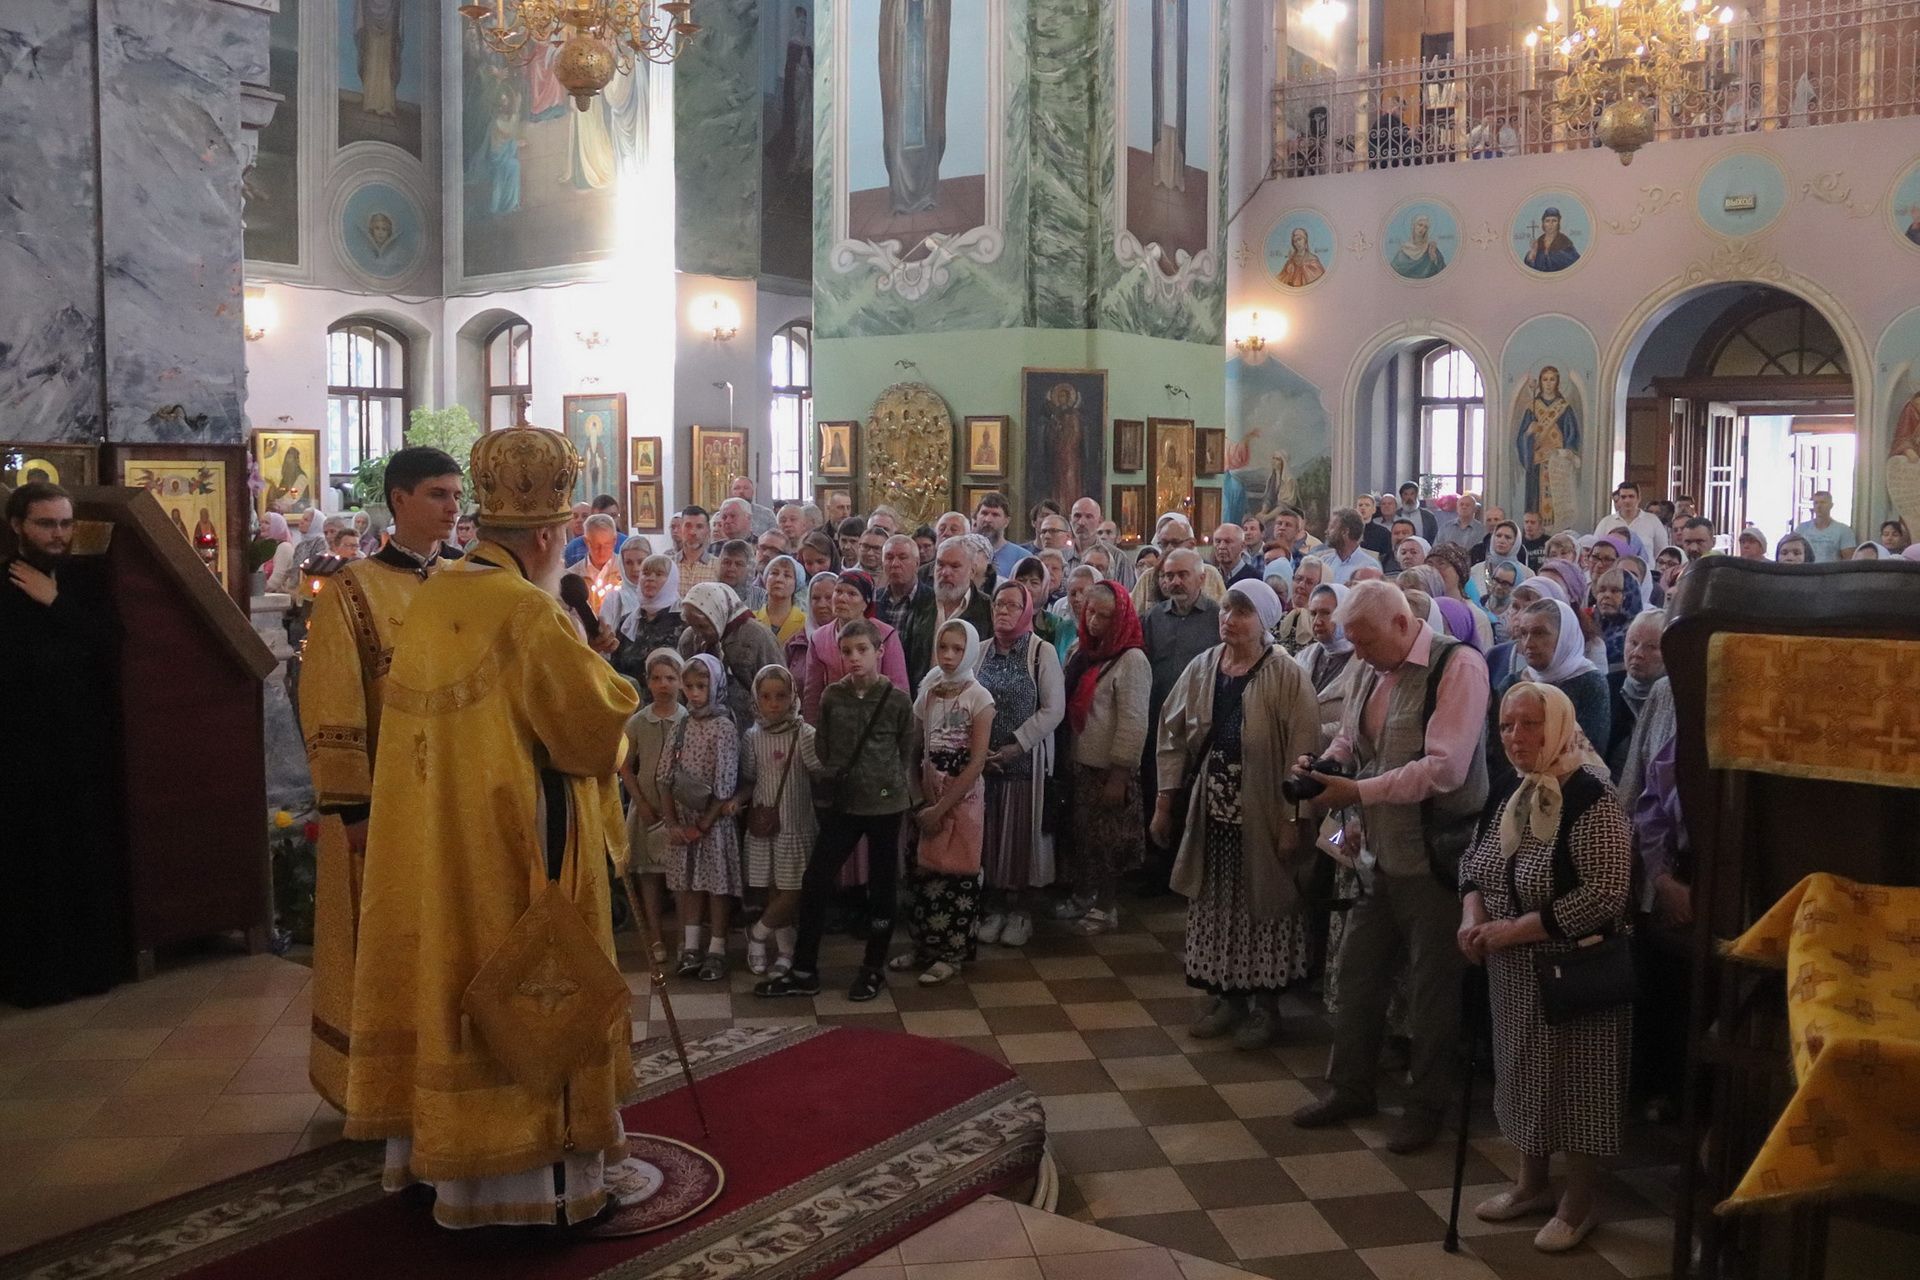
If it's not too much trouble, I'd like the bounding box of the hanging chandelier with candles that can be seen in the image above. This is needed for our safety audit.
[1521,0,1738,164]
[458,1,699,112]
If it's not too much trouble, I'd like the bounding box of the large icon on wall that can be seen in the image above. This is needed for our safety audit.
[1021,369,1107,517]
[563,394,625,507]
[1381,198,1458,282]
[252,428,321,517]
[1148,417,1196,524]
[689,426,749,513]
[339,0,426,158]
[1502,314,1596,532]
[2,442,98,491]
[109,445,251,607]
[1510,190,1591,276]
[1265,209,1334,291]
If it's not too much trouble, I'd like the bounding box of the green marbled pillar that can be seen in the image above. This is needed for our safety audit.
[675,0,761,278]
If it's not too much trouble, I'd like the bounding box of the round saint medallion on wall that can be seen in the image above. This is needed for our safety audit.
[339,179,425,284]
[1888,158,1920,256]
[1694,149,1788,239]
[1508,188,1593,278]
[1380,198,1460,284]
[1265,209,1336,293]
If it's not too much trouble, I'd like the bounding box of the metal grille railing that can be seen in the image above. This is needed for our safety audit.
[1274,0,1920,176]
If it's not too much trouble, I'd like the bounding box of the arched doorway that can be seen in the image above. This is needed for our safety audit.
[1351,336,1491,503]
[1618,285,1854,549]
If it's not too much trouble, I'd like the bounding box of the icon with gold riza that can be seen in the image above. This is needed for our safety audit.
[463,417,724,1234]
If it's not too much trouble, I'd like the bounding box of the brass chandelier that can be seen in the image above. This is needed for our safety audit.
[1521,0,1737,164]
[458,1,699,111]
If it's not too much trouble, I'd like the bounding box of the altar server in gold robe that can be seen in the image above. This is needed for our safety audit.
[343,424,641,1229]
[298,446,464,1109]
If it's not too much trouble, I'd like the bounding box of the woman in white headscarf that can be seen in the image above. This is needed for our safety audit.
[1494,599,1610,793]
[1458,680,1632,1255]
[1152,580,1322,1051]
[598,538,652,642]
[613,553,684,684]
[261,511,300,593]
[679,580,785,727]
[1291,582,1355,744]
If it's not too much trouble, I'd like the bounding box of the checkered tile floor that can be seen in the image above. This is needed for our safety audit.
[629,898,1685,1280]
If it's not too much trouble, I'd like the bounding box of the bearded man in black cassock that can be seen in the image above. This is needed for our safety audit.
[1,482,126,1006]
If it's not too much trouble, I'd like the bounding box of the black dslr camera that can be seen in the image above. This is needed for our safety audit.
[1282,755,1351,804]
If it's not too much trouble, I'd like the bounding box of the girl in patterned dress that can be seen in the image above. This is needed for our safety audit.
[616,648,686,966]
[657,653,742,982]
[739,664,821,977]
[892,620,994,985]
[1459,680,1634,1254]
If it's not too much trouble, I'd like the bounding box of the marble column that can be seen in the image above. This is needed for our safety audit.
[0,0,274,447]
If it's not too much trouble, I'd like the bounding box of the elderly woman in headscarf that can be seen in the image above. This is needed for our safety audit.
[1273,556,1326,654]
[1590,567,1644,672]
[1470,520,1532,601]
[1458,680,1633,1255]
[797,570,909,723]
[261,511,300,593]
[679,580,785,728]
[1395,534,1431,570]
[1152,579,1321,1050]
[1291,582,1356,744]
[1492,599,1610,794]
[974,580,1066,951]
[612,553,685,684]
[1060,580,1152,934]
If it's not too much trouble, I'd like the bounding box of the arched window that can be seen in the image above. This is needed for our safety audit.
[326,318,409,478]
[1695,296,1848,378]
[1417,343,1486,496]
[483,317,533,429]
[768,319,813,502]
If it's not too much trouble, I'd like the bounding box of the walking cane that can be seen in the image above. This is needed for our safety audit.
[619,871,713,1139]
[1444,963,1488,1253]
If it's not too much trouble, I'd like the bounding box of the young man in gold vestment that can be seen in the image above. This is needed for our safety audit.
[298,447,464,1110]
[342,424,642,1229]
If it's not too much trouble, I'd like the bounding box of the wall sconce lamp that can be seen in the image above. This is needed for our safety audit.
[243,285,275,342]
[1231,310,1285,355]
[575,329,610,350]
[694,295,741,343]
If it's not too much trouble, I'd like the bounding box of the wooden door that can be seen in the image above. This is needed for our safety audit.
[1624,397,1669,500]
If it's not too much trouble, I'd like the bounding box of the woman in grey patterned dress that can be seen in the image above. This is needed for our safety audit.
[1459,680,1634,1255]
[1153,581,1321,1050]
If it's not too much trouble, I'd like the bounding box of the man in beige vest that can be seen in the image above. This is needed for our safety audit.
[1289,581,1490,1154]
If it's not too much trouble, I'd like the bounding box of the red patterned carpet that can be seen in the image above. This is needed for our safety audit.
[0,1026,1045,1280]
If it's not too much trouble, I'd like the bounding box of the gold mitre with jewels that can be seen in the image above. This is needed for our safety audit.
[469,421,580,528]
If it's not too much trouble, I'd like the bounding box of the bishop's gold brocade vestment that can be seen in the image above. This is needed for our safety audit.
[298,548,440,1110]
[342,542,640,1203]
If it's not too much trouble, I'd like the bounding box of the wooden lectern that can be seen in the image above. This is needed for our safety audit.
[72,486,277,976]
[1664,557,1920,1279]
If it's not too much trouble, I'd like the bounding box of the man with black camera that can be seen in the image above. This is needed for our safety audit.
[1289,581,1489,1153]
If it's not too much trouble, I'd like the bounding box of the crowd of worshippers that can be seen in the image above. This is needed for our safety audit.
[281,466,1915,1250]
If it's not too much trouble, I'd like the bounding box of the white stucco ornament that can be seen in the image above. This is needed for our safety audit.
[830,227,1007,303]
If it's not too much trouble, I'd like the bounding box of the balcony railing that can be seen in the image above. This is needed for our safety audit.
[1274,0,1920,176]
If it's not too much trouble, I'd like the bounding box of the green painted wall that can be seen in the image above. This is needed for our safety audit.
[812,0,1231,515]
[675,0,761,278]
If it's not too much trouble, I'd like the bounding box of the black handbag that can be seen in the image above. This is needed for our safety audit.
[1532,932,1635,1026]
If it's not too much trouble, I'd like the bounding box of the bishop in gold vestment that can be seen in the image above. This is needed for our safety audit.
[343,424,641,1230]
[299,538,449,1109]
